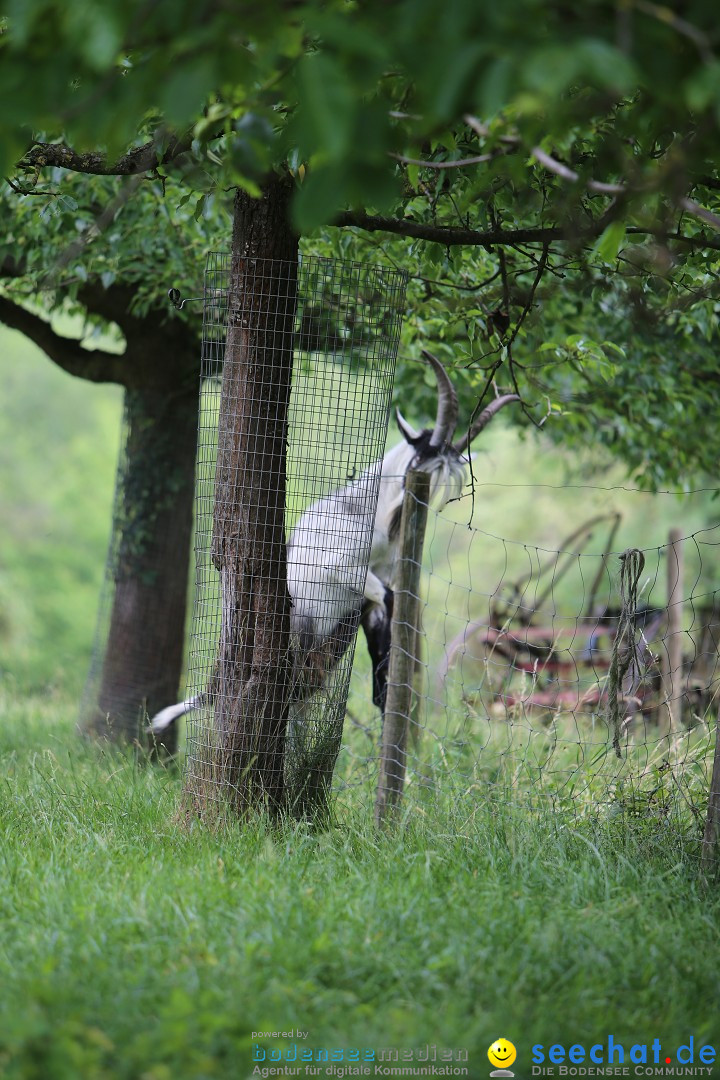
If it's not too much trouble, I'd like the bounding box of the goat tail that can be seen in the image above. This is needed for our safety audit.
[146,694,201,735]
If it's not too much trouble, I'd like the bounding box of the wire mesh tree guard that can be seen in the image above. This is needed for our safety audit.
[182,252,407,819]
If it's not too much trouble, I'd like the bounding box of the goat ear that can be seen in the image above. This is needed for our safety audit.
[396,408,421,444]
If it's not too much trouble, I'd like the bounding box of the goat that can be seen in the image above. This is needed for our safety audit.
[148,352,519,735]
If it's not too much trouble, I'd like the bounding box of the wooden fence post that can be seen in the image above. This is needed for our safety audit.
[701,711,720,871]
[661,528,684,736]
[375,469,430,826]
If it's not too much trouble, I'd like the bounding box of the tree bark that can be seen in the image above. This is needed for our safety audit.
[82,380,199,755]
[190,174,298,817]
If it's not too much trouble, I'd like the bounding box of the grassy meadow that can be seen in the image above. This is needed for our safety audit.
[2,328,720,1077]
[3,695,720,1080]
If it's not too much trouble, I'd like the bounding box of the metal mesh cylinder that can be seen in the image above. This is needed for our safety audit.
[183,253,407,815]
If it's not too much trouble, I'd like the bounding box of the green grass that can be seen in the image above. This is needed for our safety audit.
[3,311,720,1079]
[1,695,718,1080]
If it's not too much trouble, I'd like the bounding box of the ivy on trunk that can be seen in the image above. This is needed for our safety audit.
[84,381,198,754]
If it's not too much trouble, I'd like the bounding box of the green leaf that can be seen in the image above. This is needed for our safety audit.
[593,221,626,264]
[292,165,347,230]
[160,60,216,126]
[297,53,354,161]
[685,61,720,112]
[480,58,512,116]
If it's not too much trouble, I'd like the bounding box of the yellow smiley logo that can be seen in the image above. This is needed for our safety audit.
[488,1039,517,1070]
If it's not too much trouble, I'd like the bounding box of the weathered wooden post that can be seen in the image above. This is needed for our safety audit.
[661,528,684,736]
[701,710,720,871]
[375,468,431,826]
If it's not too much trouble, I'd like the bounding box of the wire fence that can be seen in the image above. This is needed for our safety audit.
[160,248,720,837]
[338,497,720,835]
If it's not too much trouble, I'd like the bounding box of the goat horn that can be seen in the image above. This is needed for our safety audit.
[453,394,521,454]
[422,349,459,448]
[396,408,421,443]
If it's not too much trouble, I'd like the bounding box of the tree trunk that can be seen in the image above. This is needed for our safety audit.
[82,380,198,754]
[191,174,298,817]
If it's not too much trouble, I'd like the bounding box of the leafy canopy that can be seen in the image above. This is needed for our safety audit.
[2,0,720,487]
[3,0,720,230]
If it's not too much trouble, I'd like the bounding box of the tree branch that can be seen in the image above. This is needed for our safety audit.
[77,281,149,333]
[679,197,720,231]
[390,151,499,169]
[333,210,720,250]
[333,211,572,246]
[530,146,626,194]
[508,243,549,347]
[17,133,193,177]
[634,0,714,64]
[462,113,720,232]
[0,295,125,384]
[531,148,720,230]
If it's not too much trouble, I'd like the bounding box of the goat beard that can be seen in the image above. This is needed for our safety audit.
[425,452,466,508]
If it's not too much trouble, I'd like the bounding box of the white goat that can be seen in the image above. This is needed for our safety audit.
[148,352,518,734]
